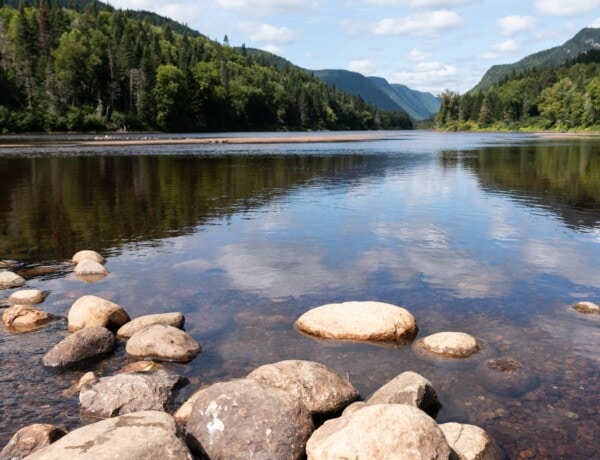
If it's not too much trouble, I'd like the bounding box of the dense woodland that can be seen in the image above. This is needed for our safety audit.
[0,1,412,133]
[436,49,600,132]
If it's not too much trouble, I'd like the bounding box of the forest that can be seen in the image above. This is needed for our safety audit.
[436,49,600,132]
[0,1,413,133]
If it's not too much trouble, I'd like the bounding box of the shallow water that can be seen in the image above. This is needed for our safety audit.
[0,131,599,458]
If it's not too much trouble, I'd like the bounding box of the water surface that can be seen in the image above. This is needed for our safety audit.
[0,131,599,458]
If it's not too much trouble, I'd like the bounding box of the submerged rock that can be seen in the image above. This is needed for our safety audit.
[186,379,313,459]
[366,371,441,418]
[440,422,504,460]
[2,305,51,332]
[476,357,539,398]
[67,295,130,332]
[0,271,25,289]
[117,312,185,339]
[247,360,359,417]
[295,301,418,346]
[72,250,105,265]
[126,324,200,363]
[79,370,188,418]
[306,404,451,460]
[116,360,165,374]
[7,289,44,305]
[572,301,600,314]
[0,423,66,460]
[25,411,192,459]
[41,327,116,367]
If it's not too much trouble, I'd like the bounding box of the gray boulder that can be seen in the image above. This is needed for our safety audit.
[306,404,451,459]
[440,422,504,460]
[126,324,200,363]
[25,411,192,459]
[0,424,66,460]
[79,370,188,418]
[41,327,116,367]
[117,312,185,339]
[366,371,441,418]
[247,360,359,417]
[186,379,313,459]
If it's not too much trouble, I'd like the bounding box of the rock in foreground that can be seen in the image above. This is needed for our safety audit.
[440,422,504,460]
[0,271,25,289]
[126,324,200,362]
[2,305,51,332]
[79,370,187,418]
[295,301,418,346]
[247,360,359,417]
[117,312,185,339]
[306,404,450,460]
[366,371,441,418]
[67,295,130,332]
[7,289,44,305]
[41,327,116,367]
[0,424,66,460]
[25,411,192,459]
[186,379,313,459]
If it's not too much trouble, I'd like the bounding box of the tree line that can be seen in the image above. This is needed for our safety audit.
[435,49,600,132]
[0,1,413,132]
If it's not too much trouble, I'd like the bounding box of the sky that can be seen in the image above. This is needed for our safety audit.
[107,0,600,95]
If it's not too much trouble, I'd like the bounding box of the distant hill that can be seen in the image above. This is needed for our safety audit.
[472,28,600,92]
[312,69,440,120]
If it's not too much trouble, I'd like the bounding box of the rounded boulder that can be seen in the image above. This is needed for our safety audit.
[126,324,200,363]
[440,422,504,460]
[41,326,116,367]
[0,271,25,289]
[7,289,44,305]
[67,295,130,332]
[117,312,185,339]
[72,250,105,265]
[0,423,66,460]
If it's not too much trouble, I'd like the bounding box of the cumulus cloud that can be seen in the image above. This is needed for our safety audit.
[533,0,600,16]
[479,51,500,60]
[493,39,519,52]
[261,44,284,55]
[407,48,429,61]
[374,10,462,36]
[390,61,459,93]
[242,23,297,43]
[363,0,474,7]
[216,0,316,12]
[497,15,537,35]
[591,17,600,28]
[349,59,376,75]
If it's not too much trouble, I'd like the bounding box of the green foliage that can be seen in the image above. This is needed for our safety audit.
[0,3,411,132]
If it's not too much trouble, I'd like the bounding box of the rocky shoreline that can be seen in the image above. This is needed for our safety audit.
[1,251,599,459]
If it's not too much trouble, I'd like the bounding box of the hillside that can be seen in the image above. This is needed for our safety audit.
[472,28,600,92]
[312,69,440,120]
[0,2,412,133]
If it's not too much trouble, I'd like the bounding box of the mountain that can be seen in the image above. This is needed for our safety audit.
[312,69,440,120]
[472,28,600,92]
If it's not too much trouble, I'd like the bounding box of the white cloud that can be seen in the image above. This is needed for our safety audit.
[390,61,459,93]
[493,39,519,52]
[349,59,376,75]
[533,0,600,16]
[363,0,474,7]
[407,48,429,61]
[243,23,297,43]
[497,15,537,35]
[261,44,284,56]
[479,51,500,60]
[591,17,600,28]
[216,0,316,12]
[374,10,462,36]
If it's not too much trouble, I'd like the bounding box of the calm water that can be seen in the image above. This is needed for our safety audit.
[0,131,599,458]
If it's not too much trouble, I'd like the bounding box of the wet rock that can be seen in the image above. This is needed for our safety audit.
[73,259,109,277]
[0,424,66,460]
[440,422,504,460]
[116,312,185,339]
[186,379,313,459]
[25,411,192,459]
[366,371,441,418]
[126,324,200,363]
[63,372,98,397]
[416,332,481,358]
[573,301,600,314]
[341,401,367,417]
[247,360,359,417]
[116,360,165,374]
[41,326,116,367]
[79,370,188,418]
[72,250,105,265]
[7,289,44,305]
[295,301,418,346]
[67,295,130,332]
[476,358,539,398]
[0,271,25,289]
[2,305,51,332]
[306,404,451,460]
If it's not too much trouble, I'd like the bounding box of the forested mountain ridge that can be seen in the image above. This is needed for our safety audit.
[0,1,412,133]
[436,46,600,132]
[472,28,600,92]
[312,69,440,120]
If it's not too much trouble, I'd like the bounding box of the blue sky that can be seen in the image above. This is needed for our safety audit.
[108,1,600,95]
